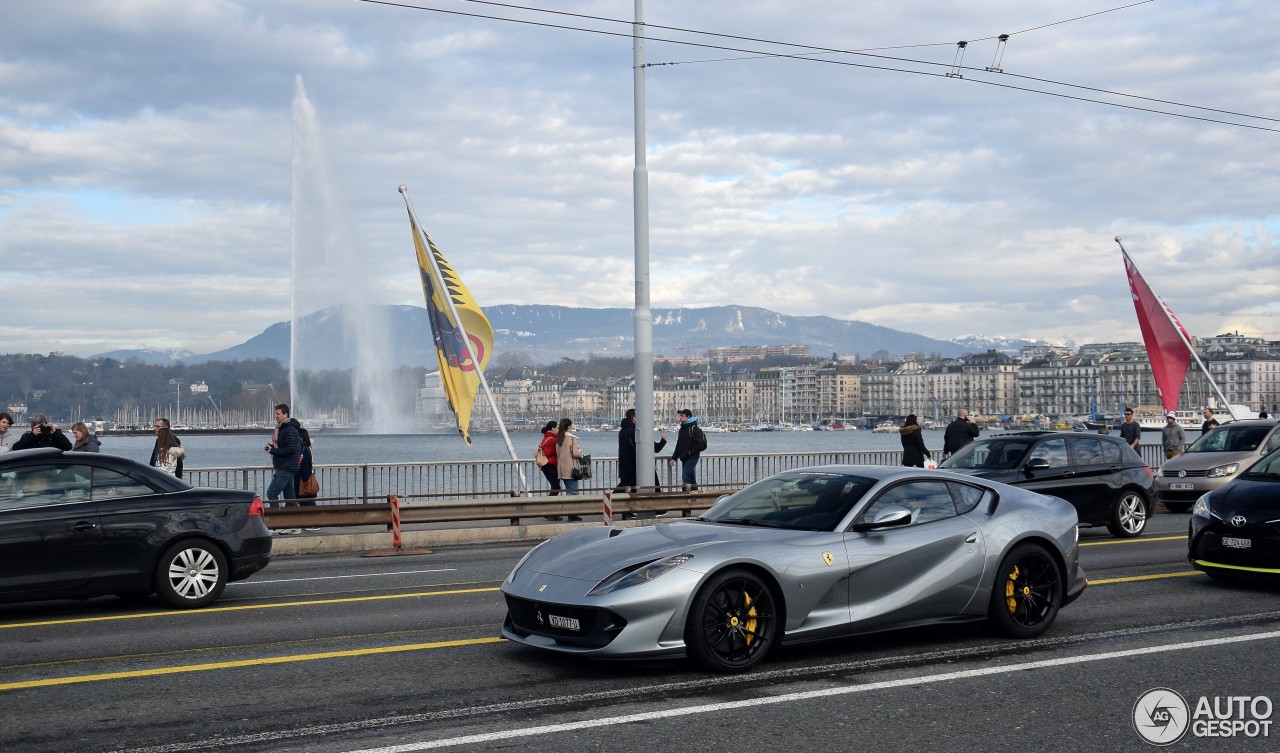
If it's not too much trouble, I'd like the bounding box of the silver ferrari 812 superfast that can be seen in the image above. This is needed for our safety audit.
[502,465,1087,672]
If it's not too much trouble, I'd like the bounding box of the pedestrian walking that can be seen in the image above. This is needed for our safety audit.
[1162,411,1186,459]
[899,413,929,468]
[293,427,321,532]
[264,403,303,534]
[152,424,185,476]
[12,415,73,451]
[1118,407,1141,450]
[942,409,980,457]
[555,417,584,520]
[0,412,18,452]
[669,409,707,491]
[615,408,667,493]
[70,422,102,452]
[148,417,184,478]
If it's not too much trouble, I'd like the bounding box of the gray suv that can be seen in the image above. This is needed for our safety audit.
[1156,419,1280,512]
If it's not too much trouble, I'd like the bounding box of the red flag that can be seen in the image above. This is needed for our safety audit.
[1122,249,1194,413]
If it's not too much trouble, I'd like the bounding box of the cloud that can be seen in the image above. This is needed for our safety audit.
[1,0,1278,358]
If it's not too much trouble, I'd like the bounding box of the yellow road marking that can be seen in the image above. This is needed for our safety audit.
[0,586,502,630]
[1090,571,1204,585]
[0,637,505,691]
[1080,535,1184,547]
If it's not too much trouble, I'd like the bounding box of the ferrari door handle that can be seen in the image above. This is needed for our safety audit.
[965,532,979,543]
[73,521,98,532]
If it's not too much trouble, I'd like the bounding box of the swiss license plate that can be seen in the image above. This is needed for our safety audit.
[1221,537,1252,549]
[548,614,581,631]
[1168,482,1196,490]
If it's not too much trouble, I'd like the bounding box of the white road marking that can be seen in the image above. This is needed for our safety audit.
[229,569,457,585]
[344,629,1280,752]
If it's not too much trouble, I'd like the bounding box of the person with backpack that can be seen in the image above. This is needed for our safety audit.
[669,408,707,491]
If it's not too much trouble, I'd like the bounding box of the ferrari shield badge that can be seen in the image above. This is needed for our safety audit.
[822,551,834,567]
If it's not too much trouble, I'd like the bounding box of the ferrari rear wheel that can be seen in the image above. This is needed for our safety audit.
[1107,490,1148,538]
[989,544,1062,639]
[685,569,778,673]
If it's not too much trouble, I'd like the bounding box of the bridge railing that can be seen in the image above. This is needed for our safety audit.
[187,443,1168,506]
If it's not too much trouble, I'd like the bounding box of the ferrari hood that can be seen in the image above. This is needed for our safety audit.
[524,521,797,582]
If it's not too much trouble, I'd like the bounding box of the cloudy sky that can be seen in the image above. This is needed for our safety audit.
[3,0,1278,359]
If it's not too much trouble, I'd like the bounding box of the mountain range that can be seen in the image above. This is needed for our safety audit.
[92,304,1068,367]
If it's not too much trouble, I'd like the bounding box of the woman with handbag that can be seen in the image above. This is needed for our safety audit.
[555,417,585,520]
[293,428,321,531]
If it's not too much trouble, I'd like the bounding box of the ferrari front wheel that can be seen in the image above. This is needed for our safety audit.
[988,543,1062,639]
[685,569,778,673]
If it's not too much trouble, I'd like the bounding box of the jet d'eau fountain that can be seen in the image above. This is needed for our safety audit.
[290,75,416,433]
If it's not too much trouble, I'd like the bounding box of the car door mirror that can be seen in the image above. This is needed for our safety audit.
[850,506,913,531]
[1024,457,1050,472]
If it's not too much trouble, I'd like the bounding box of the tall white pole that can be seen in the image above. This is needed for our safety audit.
[632,0,658,490]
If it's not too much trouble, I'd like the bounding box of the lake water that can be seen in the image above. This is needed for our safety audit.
[98,428,947,469]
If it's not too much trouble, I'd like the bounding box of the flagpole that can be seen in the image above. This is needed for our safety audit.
[400,185,530,493]
[632,0,657,490]
[1115,237,1239,419]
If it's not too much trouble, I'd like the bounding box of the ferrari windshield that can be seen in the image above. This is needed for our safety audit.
[941,439,1032,471]
[701,471,878,531]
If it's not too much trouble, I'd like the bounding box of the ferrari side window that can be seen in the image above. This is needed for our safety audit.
[863,481,957,526]
[949,483,985,514]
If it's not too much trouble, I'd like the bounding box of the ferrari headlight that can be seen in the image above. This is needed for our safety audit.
[587,553,694,596]
[1192,494,1215,520]
[506,539,550,584]
[1207,463,1240,478]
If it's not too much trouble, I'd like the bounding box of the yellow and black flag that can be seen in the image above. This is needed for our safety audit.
[402,193,493,445]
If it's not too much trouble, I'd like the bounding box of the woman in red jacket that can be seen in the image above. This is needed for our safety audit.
[537,420,561,496]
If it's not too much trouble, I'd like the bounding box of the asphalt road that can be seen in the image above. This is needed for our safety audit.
[2,513,1279,753]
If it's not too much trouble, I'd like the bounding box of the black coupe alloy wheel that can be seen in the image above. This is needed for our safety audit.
[989,544,1062,639]
[686,569,778,672]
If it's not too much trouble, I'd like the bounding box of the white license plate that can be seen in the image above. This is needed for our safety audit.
[1168,482,1196,490]
[548,614,580,631]
[1221,537,1252,549]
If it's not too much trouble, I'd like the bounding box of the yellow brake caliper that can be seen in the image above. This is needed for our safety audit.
[741,591,757,645]
[1005,564,1021,614]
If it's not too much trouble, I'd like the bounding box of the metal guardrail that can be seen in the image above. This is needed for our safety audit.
[265,489,728,529]
[192,443,1168,530]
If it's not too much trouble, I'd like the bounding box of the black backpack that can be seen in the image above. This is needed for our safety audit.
[691,425,708,453]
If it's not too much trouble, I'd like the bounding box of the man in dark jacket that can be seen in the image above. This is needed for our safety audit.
[148,417,183,478]
[942,409,981,458]
[264,404,303,531]
[12,415,73,451]
[669,409,707,491]
[615,408,667,493]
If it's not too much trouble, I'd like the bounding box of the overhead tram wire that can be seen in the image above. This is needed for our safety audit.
[357,0,1280,134]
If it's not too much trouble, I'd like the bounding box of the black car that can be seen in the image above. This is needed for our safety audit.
[1189,446,1280,580]
[939,431,1155,538]
[0,448,271,608]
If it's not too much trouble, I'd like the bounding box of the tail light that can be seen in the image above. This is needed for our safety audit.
[248,496,264,517]
[1143,465,1154,477]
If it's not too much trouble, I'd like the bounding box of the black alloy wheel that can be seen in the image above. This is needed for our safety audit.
[988,543,1062,639]
[685,569,778,673]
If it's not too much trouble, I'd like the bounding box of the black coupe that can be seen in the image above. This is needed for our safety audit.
[0,448,271,608]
